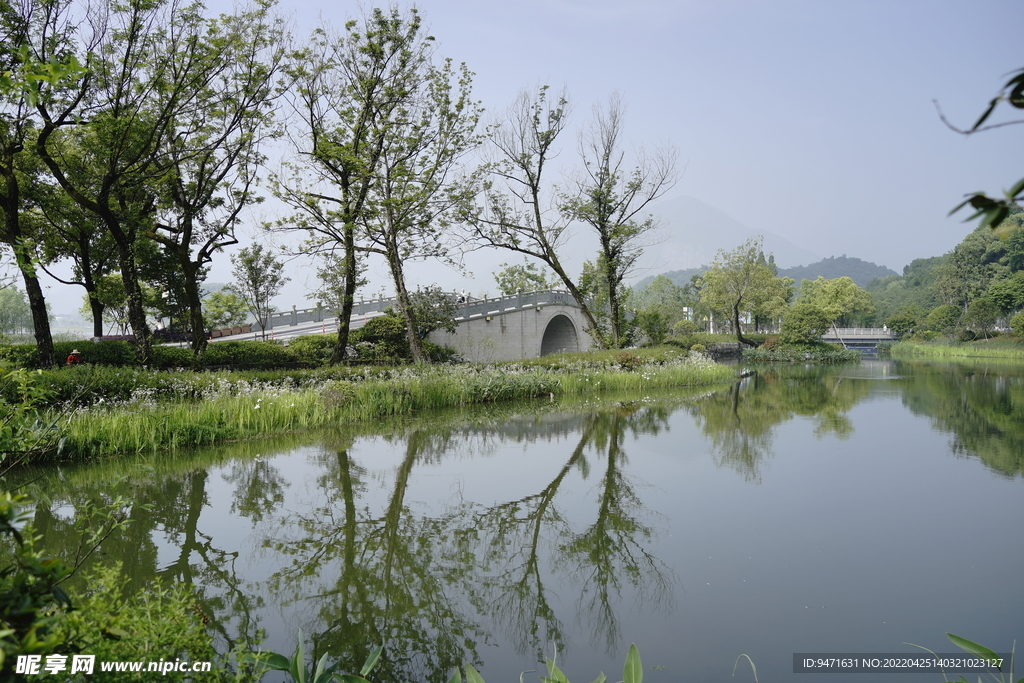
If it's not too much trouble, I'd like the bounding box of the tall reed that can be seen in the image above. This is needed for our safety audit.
[54,354,733,460]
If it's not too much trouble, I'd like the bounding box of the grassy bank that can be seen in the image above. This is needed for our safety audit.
[890,337,1024,361]
[51,349,734,461]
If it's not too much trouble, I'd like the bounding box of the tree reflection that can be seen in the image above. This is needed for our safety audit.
[898,361,1024,477]
[689,370,870,481]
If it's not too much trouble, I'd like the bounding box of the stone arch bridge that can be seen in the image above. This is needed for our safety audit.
[212,290,595,361]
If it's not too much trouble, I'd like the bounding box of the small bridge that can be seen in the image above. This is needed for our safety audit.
[211,290,595,362]
[821,327,895,351]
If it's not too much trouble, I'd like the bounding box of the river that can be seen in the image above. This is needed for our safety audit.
[20,359,1024,682]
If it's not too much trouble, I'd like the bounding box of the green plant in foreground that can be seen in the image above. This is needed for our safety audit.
[908,633,1019,683]
[448,643,643,683]
[244,632,381,683]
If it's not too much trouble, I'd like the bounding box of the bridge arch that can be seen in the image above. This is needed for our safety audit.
[540,314,579,356]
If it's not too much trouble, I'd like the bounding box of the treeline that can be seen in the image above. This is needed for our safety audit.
[866,211,1024,338]
[631,211,1024,343]
[1,0,682,367]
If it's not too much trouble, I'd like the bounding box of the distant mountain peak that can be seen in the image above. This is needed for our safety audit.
[635,195,820,278]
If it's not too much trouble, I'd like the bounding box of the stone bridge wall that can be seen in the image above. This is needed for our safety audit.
[428,303,596,362]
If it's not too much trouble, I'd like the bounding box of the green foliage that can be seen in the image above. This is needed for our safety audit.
[350,316,409,360]
[0,492,73,668]
[743,342,861,363]
[407,285,459,336]
[986,271,1024,314]
[635,309,671,346]
[884,309,919,340]
[247,632,380,683]
[965,297,1000,337]
[152,345,199,369]
[202,289,249,331]
[493,260,555,295]
[201,341,296,370]
[288,335,336,367]
[230,244,289,337]
[671,319,697,336]
[795,276,874,326]
[949,66,1024,231]
[1012,311,1024,335]
[926,304,962,334]
[0,288,34,336]
[700,238,793,345]
[781,304,831,344]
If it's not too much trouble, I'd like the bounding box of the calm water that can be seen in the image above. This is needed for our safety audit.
[22,359,1024,682]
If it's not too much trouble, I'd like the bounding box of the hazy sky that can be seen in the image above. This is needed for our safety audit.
[42,0,1024,312]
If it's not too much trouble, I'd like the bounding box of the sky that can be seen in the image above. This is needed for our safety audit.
[40,0,1024,314]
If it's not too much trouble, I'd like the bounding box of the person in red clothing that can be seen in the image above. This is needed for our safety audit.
[66,349,82,366]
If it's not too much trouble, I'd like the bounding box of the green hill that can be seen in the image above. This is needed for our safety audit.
[634,255,896,291]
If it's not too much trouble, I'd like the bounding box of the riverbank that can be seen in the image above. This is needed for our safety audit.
[47,349,735,461]
[889,337,1024,361]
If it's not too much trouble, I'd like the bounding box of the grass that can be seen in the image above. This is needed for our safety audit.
[890,336,1024,360]
[49,349,734,460]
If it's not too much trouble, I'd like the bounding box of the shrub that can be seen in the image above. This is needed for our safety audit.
[200,341,296,369]
[152,345,199,369]
[288,335,336,367]
[1012,311,1024,335]
[781,304,831,344]
[351,315,408,360]
[762,335,781,350]
[616,352,643,371]
[671,319,697,336]
[926,304,961,334]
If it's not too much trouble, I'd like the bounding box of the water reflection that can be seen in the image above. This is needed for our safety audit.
[258,403,676,680]
[11,360,1024,680]
[688,368,870,481]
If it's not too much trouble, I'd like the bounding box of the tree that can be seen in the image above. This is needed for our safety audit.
[560,93,678,347]
[986,272,1024,315]
[272,7,474,364]
[0,286,32,335]
[466,87,677,349]
[147,2,283,354]
[926,304,961,334]
[796,276,875,331]
[201,288,248,331]
[965,297,999,338]
[492,260,554,296]
[34,0,276,364]
[884,309,919,340]
[462,87,604,344]
[781,303,831,344]
[700,238,794,346]
[0,0,83,367]
[405,285,458,337]
[230,244,288,339]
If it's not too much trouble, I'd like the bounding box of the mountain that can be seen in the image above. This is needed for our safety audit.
[634,255,898,291]
[779,256,898,288]
[633,195,820,280]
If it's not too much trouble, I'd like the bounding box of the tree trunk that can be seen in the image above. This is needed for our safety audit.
[0,163,56,368]
[388,250,426,364]
[734,303,754,347]
[181,259,206,355]
[111,235,153,364]
[331,225,358,364]
[19,262,56,369]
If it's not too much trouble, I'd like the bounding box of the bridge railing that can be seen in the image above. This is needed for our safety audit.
[261,290,579,330]
[821,328,895,338]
